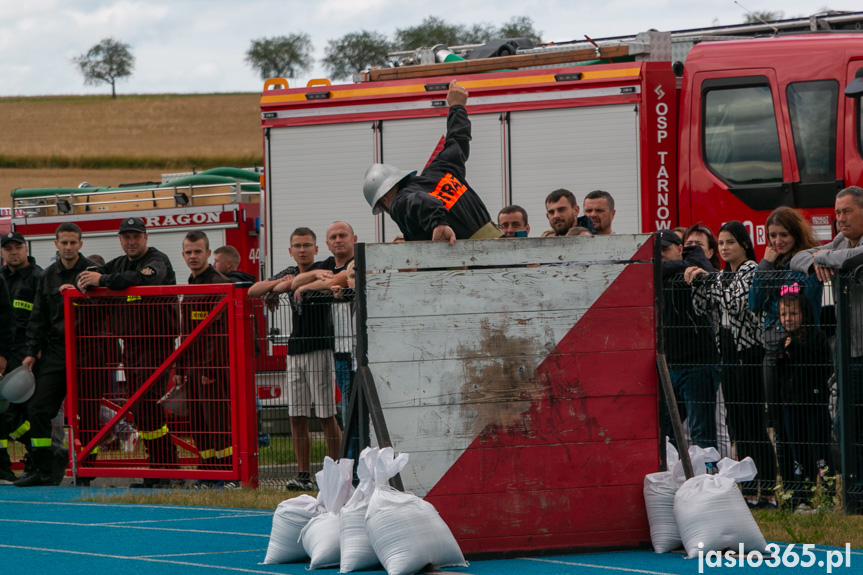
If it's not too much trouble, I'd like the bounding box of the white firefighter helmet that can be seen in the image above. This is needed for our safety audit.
[363,164,415,215]
[158,381,187,417]
[0,365,36,403]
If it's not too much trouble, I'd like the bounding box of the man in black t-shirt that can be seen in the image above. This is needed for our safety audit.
[249,227,342,491]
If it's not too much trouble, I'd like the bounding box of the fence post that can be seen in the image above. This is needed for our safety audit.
[232,285,259,488]
[834,276,855,514]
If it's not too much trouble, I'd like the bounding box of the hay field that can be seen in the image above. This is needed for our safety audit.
[0,93,263,209]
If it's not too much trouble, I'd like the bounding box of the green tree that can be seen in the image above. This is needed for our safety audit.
[323,31,393,80]
[462,22,497,44]
[395,16,465,50]
[71,37,135,99]
[743,10,784,23]
[497,16,542,43]
[245,34,313,80]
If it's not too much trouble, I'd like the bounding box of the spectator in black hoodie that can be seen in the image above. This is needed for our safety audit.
[659,229,719,449]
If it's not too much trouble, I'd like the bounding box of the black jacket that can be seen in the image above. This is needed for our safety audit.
[390,105,493,240]
[26,256,102,359]
[777,329,833,404]
[99,246,176,290]
[226,269,255,283]
[0,276,14,361]
[661,245,718,367]
[1,257,43,357]
[181,265,230,377]
[98,246,178,348]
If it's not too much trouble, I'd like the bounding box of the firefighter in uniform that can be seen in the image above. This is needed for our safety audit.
[14,223,104,487]
[77,217,181,488]
[0,232,43,482]
[362,80,501,244]
[179,231,236,489]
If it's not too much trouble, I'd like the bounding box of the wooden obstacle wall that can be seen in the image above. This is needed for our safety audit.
[359,234,658,555]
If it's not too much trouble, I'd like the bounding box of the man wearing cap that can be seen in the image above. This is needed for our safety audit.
[0,231,44,482]
[14,223,104,487]
[362,80,500,244]
[77,217,182,488]
[658,229,719,450]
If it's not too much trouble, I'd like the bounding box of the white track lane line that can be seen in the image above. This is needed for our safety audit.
[98,512,269,525]
[524,557,676,575]
[0,518,269,538]
[0,499,273,514]
[140,549,268,558]
[0,544,278,574]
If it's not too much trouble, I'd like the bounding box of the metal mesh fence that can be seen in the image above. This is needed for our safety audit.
[250,290,359,489]
[661,268,861,511]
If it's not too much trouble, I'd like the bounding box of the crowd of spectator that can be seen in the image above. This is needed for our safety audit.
[660,187,863,512]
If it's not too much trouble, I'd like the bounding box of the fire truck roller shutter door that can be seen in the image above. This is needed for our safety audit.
[268,122,374,273]
[381,114,505,228]
[509,104,640,235]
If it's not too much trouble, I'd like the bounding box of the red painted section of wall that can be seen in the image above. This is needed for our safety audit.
[425,257,658,554]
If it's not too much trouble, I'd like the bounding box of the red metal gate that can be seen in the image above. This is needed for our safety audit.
[63,284,258,486]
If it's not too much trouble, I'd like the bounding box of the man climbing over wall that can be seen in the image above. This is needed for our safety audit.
[362,80,501,244]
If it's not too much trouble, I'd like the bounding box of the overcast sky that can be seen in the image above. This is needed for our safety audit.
[0,1,853,97]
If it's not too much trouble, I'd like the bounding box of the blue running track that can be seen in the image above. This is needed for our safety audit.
[0,486,859,574]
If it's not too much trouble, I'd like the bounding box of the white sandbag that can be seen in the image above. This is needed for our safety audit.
[365,486,467,575]
[645,443,720,553]
[674,457,766,559]
[263,494,320,564]
[340,447,410,573]
[301,457,355,569]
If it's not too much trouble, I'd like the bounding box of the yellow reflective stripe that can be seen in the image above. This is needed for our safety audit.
[191,310,208,321]
[10,421,30,439]
[127,295,142,302]
[0,439,7,448]
[90,446,100,455]
[216,447,233,458]
[12,299,33,311]
[199,449,216,459]
[31,438,52,448]
[139,425,169,440]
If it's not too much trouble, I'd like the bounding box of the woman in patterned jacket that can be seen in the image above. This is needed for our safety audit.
[685,221,776,505]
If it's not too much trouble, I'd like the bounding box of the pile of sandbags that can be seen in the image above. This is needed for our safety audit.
[643,442,719,553]
[263,447,468,575]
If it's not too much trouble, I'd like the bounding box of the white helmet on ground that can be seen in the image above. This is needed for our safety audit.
[0,365,36,403]
[363,164,416,215]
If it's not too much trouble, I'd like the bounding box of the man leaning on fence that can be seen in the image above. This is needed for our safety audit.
[180,231,238,490]
[249,227,342,490]
[658,229,719,450]
[791,185,863,498]
[14,223,103,487]
[77,217,182,488]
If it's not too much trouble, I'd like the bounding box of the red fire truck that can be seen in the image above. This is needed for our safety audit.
[257,11,863,273]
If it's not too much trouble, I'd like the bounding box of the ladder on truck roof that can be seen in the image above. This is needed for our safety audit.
[11,178,260,218]
[353,10,863,83]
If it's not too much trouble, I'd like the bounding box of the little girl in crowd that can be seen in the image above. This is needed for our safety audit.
[776,288,833,506]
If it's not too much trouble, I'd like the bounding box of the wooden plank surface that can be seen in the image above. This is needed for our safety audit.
[367,45,632,82]
[371,344,653,409]
[385,396,656,460]
[362,233,649,271]
[429,486,648,546]
[366,262,651,319]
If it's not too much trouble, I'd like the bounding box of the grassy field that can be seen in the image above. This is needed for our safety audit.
[0,93,262,209]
